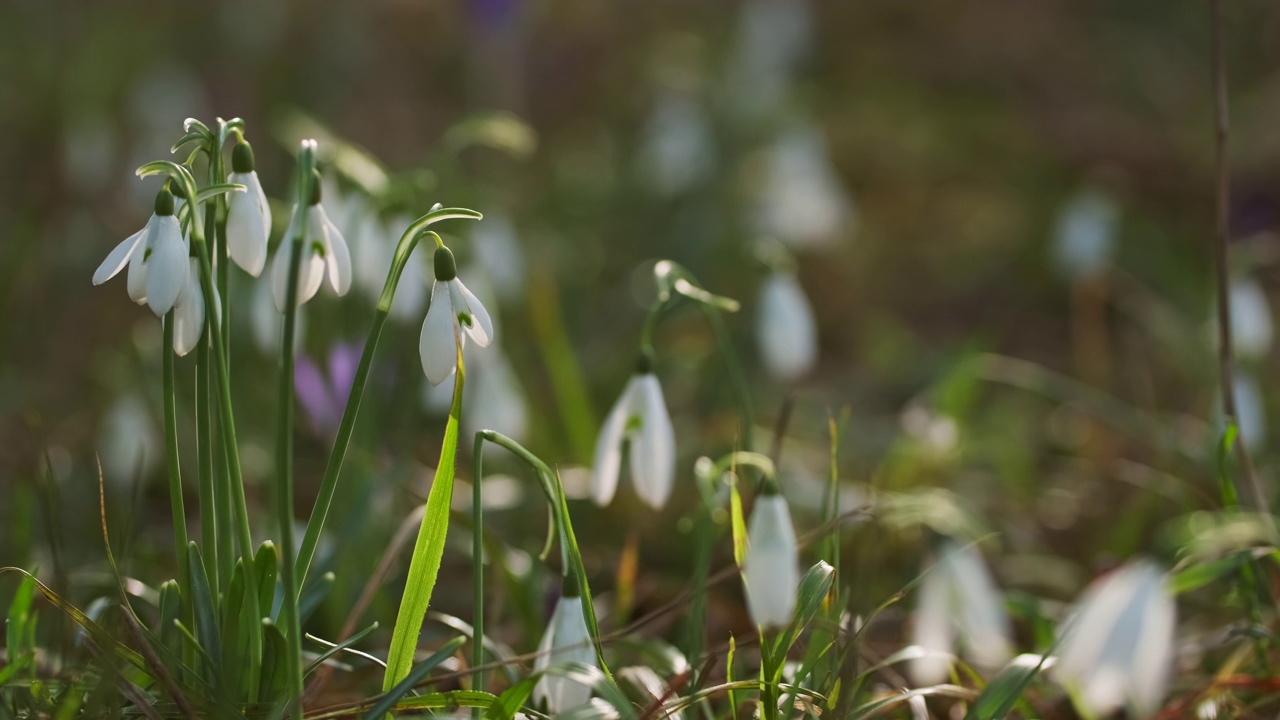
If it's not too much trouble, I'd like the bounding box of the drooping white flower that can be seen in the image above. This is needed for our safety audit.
[251,270,305,353]
[418,246,494,385]
[533,589,598,714]
[591,369,676,509]
[909,541,1013,685]
[724,0,813,124]
[758,271,818,381]
[93,188,189,317]
[1233,372,1267,450]
[756,122,854,249]
[171,259,208,357]
[1052,188,1119,281]
[1054,560,1176,719]
[387,215,428,321]
[98,394,158,489]
[225,140,272,277]
[639,89,714,197]
[269,179,352,311]
[1230,277,1273,360]
[464,343,529,443]
[471,211,526,302]
[742,490,800,628]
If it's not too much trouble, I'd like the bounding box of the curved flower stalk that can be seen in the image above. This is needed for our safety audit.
[224,140,272,276]
[757,270,817,382]
[1054,560,1176,719]
[742,484,800,628]
[269,176,352,310]
[1051,187,1119,282]
[591,358,676,509]
[533,574,599,714]
[419,245,494,385]
[92,188,188,317]
[908,540,1013,685]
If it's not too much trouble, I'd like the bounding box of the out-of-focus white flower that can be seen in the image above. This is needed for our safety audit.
[757,122,853,248]
[471,212,526,303]
[901,404,960,456]
[639,90,714,196]
[93,188,189,317]
[419,246,494,385]
[464,345,529,442]
[1054,560,1176,719]
[533,590,597,714]
[251,270,305,353]
[1230,277,1273,360]
[725,0,812,123]
[269,180,352,311]
[742,490,800,628]
[757,271,817,381]
[388,215,429,321]
[225,140,272,277]
[909,541,1013,685]
[1052,188,1119,281]
[99,394,158,488]
[1233,372,1267,450]
[591,370,676,509]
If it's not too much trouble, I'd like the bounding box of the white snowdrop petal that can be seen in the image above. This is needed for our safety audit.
[743,495,799,628]
[226,171,268,276]
[93,228,146,285]
[1128,567,1176,718]
[942,543,1013,669]
[317,209,352,295]
[126,224,150,304]
[419,281,459,385]
[630,374,676,509]
[590,378,636,507]
[1053,190,1118,280]
[909,562,956,685]
[1231,277,1273,359]
[145,215,188,316]
[533,597,597,713]
[758,273,818,381]
[172,260,205,357]
[455,279,495,347]
[270,224,327,312]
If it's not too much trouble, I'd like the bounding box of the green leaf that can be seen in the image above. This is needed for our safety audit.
[259,620,287,703]
[772,561,836,677]
[255,541,278,621]
[363,636,467,720]
[730,478,747,567]
[487,677,538,720]
[382,347,465,691]
[157,580,183,662]
[1170,550,1259,594]
[443,111,538,160]
[962,654,1051,720]
[187,543,222,674]
[195,183,246,205]
[299,571,335,625]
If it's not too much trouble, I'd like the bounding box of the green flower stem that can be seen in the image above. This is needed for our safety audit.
[702,306,754,452]
[471,433,485,713]
[162,313,190,594]
[196,338,218,600]
[271,146,316,713]
[212,119,231,361]
[294,210,482,588]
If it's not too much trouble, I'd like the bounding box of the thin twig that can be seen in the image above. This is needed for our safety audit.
[1211,0,1269,513]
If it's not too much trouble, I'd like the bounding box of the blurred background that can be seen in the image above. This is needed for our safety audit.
[4,0,1280,697]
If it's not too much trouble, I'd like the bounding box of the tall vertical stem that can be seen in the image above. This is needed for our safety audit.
[471,433,486,714]
[163,313,190,590]
[703,307,754,452]
[1211,0,1269,514]
[196,340,218,599]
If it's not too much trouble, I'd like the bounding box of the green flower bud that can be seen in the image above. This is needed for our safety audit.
[433,245,457,281]
[634,350,653,375]
[154,188,175,216]
[307,169,323,206]
[231,140,256,174]
[167,180,186,201]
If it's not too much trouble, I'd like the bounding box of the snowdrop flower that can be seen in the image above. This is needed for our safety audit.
[1054,560,1176,719]
[1230,277,1272,360]
[225,140,272,276]
[591,361,676,509]
[251,272,305,353]
[1232,372,1266,450]
[1052,188,1119,281]
[756,122,853,248]
[386,215,428,321]
[909,541,1013,685]
[98,394,158,489]
[471,212,526,302]
[742,486,800,628]
[419,246,494,385]
[93,188,189,317]
[171,259,210,357]
[269,177,352,311]
[639,89,714,196]
[464,345,529,442]
[533,577,598,714]
[757,271,818,381]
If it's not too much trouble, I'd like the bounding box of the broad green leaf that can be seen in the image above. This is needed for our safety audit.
[772,561,836,669]
[487,676,538,720]
[730,478,747,567]
[187,543,222,673]
[382,345,465,690]
[962,653,1052,720]
[299,571,335,625]
[259,620,288,703]
[255,542,278,621]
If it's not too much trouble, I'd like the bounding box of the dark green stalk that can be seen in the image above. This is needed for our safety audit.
[294,210,482,587]
[163,313,190,592]
[471,433,485,716]
[196,339,218,600]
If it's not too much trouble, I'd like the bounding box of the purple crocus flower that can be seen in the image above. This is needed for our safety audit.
[295,342,362,435]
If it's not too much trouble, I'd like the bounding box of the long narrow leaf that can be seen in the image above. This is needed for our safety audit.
[364,636,467,719]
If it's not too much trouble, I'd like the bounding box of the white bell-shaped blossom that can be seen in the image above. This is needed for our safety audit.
[742,490,800,628]
[909,541,1013,685]
[758,271,818,381]
[464,344,529,442]
[1230,277,1273,360]
[251,270,305,353]
[171,259,209,357]
[269,192,351,311]
[533,591,598,714]
[639,90,714,197]
[98,394,159,489]
[756,122,853,249]
[93,188,189,317]
[1054,560,1176,719]
[471,211,526,303]
[1232,372,1267,450]
[418,246,494,385]
[388,215,429,321]
[725,0,812,123]
[591,371,676,509]
[225,141,272,277]
[1052,188,1119,281]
